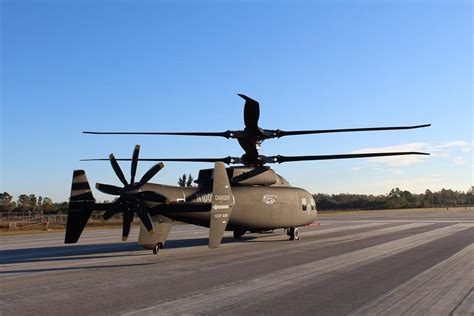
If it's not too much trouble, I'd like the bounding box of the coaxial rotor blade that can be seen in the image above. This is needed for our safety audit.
[83,131,231,138]
[122,209,134,241]
[109,154,128,186]
[81,157,239,165]
[135,205,154,232]
[238,94,260,131]
[138,162,164,187]
[273,124,431,138]
[95,183,122,195]
[264,151,430,164]
[130,145,140,184]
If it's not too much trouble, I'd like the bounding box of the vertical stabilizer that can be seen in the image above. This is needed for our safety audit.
[209,162,234,248]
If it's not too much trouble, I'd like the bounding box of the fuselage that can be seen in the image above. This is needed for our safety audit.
[142,180,318,231]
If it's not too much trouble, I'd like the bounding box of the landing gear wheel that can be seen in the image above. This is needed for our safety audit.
[152,242,164,254]
[233,230,245,240]
[288,227,299,241]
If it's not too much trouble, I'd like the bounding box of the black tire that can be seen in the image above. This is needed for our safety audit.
[152,242,164,254]
[294,228,299,240]
[233,230,245,240]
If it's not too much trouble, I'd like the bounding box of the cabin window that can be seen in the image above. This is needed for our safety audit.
[310,198,316,211]
[301,198,307,211]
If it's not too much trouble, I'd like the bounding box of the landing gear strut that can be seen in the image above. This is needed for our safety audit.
[287,227,299,240]
[152,242,164,254]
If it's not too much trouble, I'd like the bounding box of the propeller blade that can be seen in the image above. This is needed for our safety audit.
[82,156,239,165]
[264,151,430,164]
[274,124,431,138]
[130,145,140,184]
[83,131,231,138]
[138,162,164,187]
[135,205,154,232]
[95,183,122,195]
[103,208,118,221]
[109,154,128,186]
[140,191,168,203]
[122,209,134,241]
[238,94,260,131]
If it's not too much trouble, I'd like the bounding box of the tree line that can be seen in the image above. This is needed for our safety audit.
[1,187,472,214]
[313,187,474,211]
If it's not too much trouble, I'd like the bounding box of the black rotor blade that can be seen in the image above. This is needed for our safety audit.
[130,145,140,184]
[274,124,431,138]
[109,154,128,186]
[140,191,168,203]
[135,205,154,232]
[82,157,239,165]
[122,209,134,241]
[95,183,122,195]
[138,162,164,187]
[265,151,430,164]
[238,94,260,131]
[83,131,230,138]
[103,208,118,221]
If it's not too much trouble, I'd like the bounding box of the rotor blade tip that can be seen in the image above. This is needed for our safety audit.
[109,153,114,159]
[122,236,128,241]
[159,162,165,168]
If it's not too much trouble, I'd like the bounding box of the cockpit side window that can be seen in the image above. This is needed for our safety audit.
[301,198,307,211]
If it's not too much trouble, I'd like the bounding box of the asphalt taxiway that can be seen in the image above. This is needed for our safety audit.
[1,208,473,315]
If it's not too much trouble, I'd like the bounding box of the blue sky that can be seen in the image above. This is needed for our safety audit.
[1,0,472,202]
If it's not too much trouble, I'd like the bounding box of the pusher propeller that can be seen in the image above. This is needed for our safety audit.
[95,145,167,240]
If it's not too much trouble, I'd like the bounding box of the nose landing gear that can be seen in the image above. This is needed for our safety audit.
[287,227,299,240]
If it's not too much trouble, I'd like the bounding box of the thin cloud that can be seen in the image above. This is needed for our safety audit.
[352,140,471,167]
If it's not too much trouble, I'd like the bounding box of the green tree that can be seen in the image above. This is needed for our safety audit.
[186,174,194,187]
[178,174,187,187]
[1,192,14,212]
[17,194,31,211]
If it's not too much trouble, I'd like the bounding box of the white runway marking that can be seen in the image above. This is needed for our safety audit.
[351,243,474,316]
[125,223,474,315]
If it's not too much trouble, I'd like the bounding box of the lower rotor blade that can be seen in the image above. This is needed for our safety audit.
[122,209,134,241]
[265,151,430,164]
[95,183,122,195]
[137,162,164,187]
[82,157,239,165]
[136,206,154,232]
[109,154,128,186]
[83,131,230,137]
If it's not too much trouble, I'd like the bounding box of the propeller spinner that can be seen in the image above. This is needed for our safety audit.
[95,145,167,240]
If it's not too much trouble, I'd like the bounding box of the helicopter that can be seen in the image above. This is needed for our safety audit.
[66,94,430,254]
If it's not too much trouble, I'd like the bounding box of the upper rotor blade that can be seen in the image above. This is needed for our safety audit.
[82,156,239,165]
[109,154,128,186]
[83,131,230,138]
[130,145,140,184]
[95,183,122,195]
[238,94,260,131]
[265,151,430,164]
[274,124,431,138]
[138,162,164,187]
[103,208,118,221]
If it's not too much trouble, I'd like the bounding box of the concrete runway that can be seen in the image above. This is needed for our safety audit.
[1,209,473,315]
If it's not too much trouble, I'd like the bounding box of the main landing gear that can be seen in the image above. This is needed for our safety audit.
[233,230,246,240]
[287,227,299,240]
[153,242,164,254]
